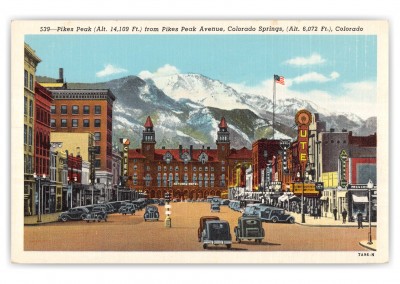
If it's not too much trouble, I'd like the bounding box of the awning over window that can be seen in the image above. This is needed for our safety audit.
[352,194,369,203]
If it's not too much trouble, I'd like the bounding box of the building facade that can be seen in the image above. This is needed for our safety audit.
[24,43,41,216]
[48,89,115,188]
[125,116,251,200]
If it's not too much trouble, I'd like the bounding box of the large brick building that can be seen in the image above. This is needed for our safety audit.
[48,88,115,187]
[125,116,252,199]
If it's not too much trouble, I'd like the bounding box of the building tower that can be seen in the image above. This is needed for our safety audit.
[141,116,156,160]
[216,117,230,161]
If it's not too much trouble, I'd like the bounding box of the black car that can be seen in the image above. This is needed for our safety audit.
[58,207,90,222]
[84,206,108,222]
[258,206,295,224]
[119,203,136,215]
[144,205,159,221]
[201,220,232,249]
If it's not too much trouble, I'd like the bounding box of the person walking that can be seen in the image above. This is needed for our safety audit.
[317,206,321,219]
[341,209,347,224]
[357,211,364,229]
[333,207,338,220]
[313,207,318,219]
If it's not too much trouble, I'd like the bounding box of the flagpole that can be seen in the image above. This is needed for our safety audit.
[273,74,276,139]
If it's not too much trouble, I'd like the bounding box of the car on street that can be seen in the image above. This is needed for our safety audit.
[258,206,295,224]
[201,220,232,249]
[234,216,264,243]
[58,207,90,222]
[197,216,220,242]
[210,203,220,213]
[84,206,108,222]
[119,203,136,215]
[220,199,230,206]
[144,205,159,221]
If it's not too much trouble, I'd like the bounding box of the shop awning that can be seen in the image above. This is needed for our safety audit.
[352,194,369,203]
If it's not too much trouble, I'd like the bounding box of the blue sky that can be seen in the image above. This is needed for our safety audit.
[25,34,377,118]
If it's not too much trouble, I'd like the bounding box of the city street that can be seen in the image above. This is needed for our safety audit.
[24,202,376,251]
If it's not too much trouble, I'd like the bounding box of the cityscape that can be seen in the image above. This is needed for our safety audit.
[23,33,378,253]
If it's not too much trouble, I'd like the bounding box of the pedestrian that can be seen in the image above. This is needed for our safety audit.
[342,209,347,224]
[317,206,321,219]
[314,207,318,219]
[357,211,364,229]
[333,207,338,220]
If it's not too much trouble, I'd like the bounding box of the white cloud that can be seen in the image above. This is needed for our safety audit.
[291,71,340,84]
[285,53,326,66]
[96,64,127,77]
[228,78,376,119]
[138,64,180,79]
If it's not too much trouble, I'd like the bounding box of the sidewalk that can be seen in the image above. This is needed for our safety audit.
[291,212,377,228]
[291,212,377,251]
[24,212,60,226]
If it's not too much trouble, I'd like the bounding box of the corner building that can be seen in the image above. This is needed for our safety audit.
[48,89,115,186]
[126,116,252,199]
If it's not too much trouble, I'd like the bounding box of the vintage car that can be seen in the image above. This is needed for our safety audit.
[201,220,232,249]
[259,206,295,224]
[197,216,220,242]
[242,204,262,217]
[58,207,90,222]
[119,203,136,215]
[234,216,265,243]
[210,203,220,213]
[144,205,159,221]
[84,206,108,222]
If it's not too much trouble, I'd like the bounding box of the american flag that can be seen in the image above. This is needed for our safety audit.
[274,74,285,85]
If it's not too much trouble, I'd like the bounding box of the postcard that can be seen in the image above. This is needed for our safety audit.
[11,19,389,263]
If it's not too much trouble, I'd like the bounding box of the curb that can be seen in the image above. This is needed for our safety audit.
[24,220,59,226]
[359,241,376,251]
[295,222,377,228]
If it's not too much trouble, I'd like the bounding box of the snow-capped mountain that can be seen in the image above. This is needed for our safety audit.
[38,73,376,149]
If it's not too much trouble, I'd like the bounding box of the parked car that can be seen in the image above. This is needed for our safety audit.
[197,216,220,242]
[201,220,232,249]
[234,216,264,243]
[211,203,220,213]
[58,207,90,222]
[144,205,159,221]
[242,204,262,217]
[211,196,221,204]
[119,203,136,215]
[158,199,165,206]
[258,206,295,223]
[84,206,108,222]
[220,199,230,206]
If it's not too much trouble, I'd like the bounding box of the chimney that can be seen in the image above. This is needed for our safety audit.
[207,147,210,150]
[162,146,165,150]
[179,145,182,156]
[190,145,193,159]
[57,68,64,83]
[330,128,335,133]
[202,145,205,150]
[342,129,347,132]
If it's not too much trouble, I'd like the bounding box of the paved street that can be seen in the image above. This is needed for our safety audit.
[24,202,376,251]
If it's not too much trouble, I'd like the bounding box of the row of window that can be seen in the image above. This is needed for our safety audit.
[51,105,102,115]
[50,118,102,129]
[24,70,34,91]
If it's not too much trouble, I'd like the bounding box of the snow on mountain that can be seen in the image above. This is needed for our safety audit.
[148,73,247,110]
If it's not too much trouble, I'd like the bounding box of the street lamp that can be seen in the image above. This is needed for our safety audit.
[297,171,306,223]
[33,172,46,222]
[367,179,374,245]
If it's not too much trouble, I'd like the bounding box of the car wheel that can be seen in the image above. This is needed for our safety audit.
[81,215,86,220]
[227,244,232,249]
[289,217,295,224]
[203,244,208,249]
[97,216,103,222]
[272,217,278,223]
[61,216,68,222]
